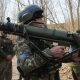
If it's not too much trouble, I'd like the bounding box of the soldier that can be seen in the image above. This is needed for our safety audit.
[0,31,14,80]
[70,30,80,80]
[15,5,65,80]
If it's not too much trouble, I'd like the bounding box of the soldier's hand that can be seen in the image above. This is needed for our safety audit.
[50,46,65,58]
[6,55,13,61]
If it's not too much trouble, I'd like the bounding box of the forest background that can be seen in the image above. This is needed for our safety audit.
[0,0,80,80]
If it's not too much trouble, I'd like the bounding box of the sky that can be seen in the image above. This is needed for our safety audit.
[5,0,17,22]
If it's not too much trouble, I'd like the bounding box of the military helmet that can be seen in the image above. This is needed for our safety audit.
[18,5,43,23]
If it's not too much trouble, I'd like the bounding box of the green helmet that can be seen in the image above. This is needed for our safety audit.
[18,5,43,24]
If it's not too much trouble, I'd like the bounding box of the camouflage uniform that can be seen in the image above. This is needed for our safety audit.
[71,62,80,78]
[0,35,14,80]
[15,37,60,80]
[69,47,80,80]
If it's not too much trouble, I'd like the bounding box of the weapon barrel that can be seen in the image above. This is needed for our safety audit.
[0,22,74,46]
[26,25,73,42]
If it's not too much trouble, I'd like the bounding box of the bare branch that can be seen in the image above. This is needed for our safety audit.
[68,0,74,31]
[77,0,80,29]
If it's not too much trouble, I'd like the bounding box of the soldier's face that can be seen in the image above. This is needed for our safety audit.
[33,18,45,28]
[36,18,45,23]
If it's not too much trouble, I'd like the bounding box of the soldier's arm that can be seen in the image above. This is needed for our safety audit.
[5,38,13,53]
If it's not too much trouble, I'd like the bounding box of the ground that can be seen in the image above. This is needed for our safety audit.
[12,56,74,80]
[59,63,74,80]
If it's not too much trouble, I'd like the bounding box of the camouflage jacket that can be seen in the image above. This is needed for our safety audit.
[15,37,58,80]
[0,35,14,58]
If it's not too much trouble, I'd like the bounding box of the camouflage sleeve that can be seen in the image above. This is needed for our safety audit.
[42,48,53,58]
[7,40,15,56]
[0,37,15,57]
[14,37,31,56]
[4,38,15,56]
